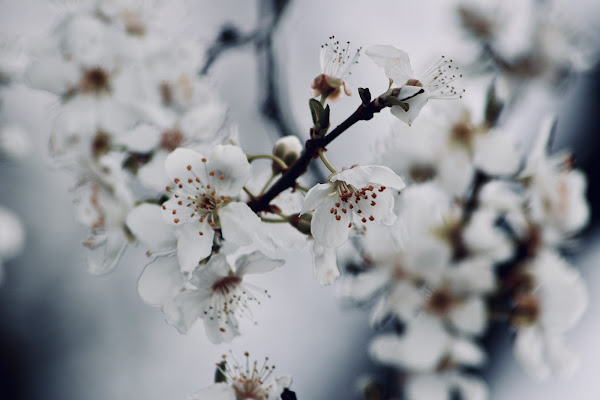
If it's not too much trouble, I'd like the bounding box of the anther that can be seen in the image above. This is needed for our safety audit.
[174,218,180,223]
[187,165,192,171]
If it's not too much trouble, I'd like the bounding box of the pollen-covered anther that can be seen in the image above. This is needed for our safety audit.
[369,216,374,221]
[209,171,215,176]
[187,165,192,171]
[219,174,225,180]
[371,201,376,206]
[335,215,341,221]
[174,218,180,223]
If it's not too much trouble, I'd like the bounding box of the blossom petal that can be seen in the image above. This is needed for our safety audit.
[219,202,260,246]
[190,253,230,289]
[311,242,340,286]
[189,383,236,400]
[203,311,241,344]
[165,289,211,334]
[365,45,413,84]
[391,87,429,126]
[405,373,449,400]
[206,145,250,196]
[451,373,489,400]
[300,183,332,214]
[138,257,185,305]
[514,326,550,380]
[362,165,406,189]
[235,250,284,276]
[449,338,487,367]
[449,297,487,336]
[311,196,352,248]
[474,134,521,176]
[87,230,128,275]
[176,220,214,273]
[164,147,208,189]
[127,203,176,252]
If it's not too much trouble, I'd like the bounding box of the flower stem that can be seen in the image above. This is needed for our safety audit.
[259,173,277,196]
[243,186,257,201]
[260,216,289,223]
[246,153,288,171]
[318,149,337,173]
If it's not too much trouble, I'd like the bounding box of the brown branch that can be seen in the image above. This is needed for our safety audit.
[248,97,386,212]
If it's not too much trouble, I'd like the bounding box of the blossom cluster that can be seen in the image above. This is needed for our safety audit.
[7,0,596,398]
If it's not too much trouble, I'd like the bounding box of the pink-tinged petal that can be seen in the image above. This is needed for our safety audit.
[189,383,236,400]
[365,45,413,83]
[206,145,251,196]
[219,202,260,246]
[369,315,450,371]
[362,165,406,190]
[235,250,284,276]
[164,147,208,188]
[190,253,230,289]
[300,183,333,214]
[311,196,352,248]
[203,312,241,344]
[311,242,340,286]
[176,220,214,273]
[165,289,211,334]
[405,373,449,400]
[127,203,176,251]
[138,257,185,305]
[449,297,487,336]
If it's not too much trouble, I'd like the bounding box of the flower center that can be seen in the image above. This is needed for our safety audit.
[79,67,111,95]
[218,353,276,400]
[212,275,242,295]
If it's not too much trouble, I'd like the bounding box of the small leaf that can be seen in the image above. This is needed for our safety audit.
[281,388,298,400]
[358,87,371,104]
[309,98,324,126]
[318,104,330,130]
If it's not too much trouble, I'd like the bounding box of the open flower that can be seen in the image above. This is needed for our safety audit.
[190,352,292,400]
[164,251,284,343]
[301,165,405,248]
[311,36,361,101]
[366,45,463,125]
[161,145,260,272]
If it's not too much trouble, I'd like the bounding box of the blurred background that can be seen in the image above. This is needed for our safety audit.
[1,0,599,399]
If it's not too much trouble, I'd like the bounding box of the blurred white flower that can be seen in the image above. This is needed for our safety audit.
[163,252,283,343]
[161,146,260,272]
[0,123,32,160]
[301,165,405,248]
[366,45,463,125]
[512,250,588,380]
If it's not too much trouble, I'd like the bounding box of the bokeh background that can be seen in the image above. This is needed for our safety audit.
[1,0,599,399]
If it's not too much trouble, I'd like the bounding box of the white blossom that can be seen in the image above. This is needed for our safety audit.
[311,36,361,101]
[301,165,405,248]
[0,206,25,283]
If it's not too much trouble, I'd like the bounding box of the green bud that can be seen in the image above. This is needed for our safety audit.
[289,213,312,235]
[272,136,303,174]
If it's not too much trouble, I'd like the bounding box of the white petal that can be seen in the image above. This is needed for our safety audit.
[219,202,260,246]
[514,326,550,380]
[87,230,128,275]
[138,257,185,305]
[311,196,352,248]
[370,281,423,327]
[165,290,211,334]
[300,183,333,214]
[176,221,214,273]
[138,151,171,193]
[451,373,489,400]
[449,338,487,367]
[331,167,372,188]
[235,250,284,276]
[203,312,241,344]
[474,134,521,176]
[189,383,236,400]
[127,204,176,252]
[365,44,413,83]
[115,123,161,153]
[337,269,391,303]
[391,87,429,126]
[369,315,449,371]
[190,253,230,289]
[449,297,487,336]
[179,102,227,141]
[25,56,79,95]
[164,147,208,187]
[206,145,251,196]
[363,165,406,189]
[311,242,340,286]
[405,373,449,400]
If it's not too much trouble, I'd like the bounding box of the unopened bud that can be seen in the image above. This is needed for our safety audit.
[289,213,312,235]
[272,136,302,174]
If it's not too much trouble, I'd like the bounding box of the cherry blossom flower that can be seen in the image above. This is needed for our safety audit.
[301,165,405,248]
[190,352,292,400]
[511,250,587,379]
[161,145,260,272]
[366,45,463,125]
[164,251,283,343]
[311,36,361,101]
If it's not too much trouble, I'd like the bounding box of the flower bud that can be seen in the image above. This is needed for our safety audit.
[289,212,312,235]
[272,136,302,174]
